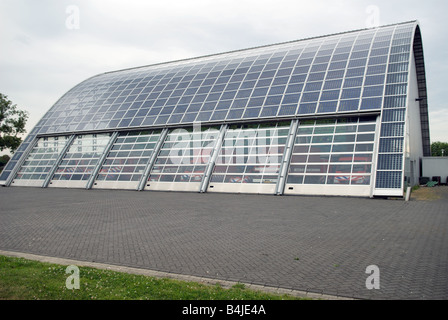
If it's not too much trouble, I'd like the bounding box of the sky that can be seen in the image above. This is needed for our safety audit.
[0,0,447,148]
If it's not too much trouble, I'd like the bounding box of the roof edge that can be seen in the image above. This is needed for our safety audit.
[99,20,419,77]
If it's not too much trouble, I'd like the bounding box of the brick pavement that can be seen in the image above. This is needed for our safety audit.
[0,186,447,299]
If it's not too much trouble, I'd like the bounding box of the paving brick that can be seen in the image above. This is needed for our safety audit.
[1,186,448,299]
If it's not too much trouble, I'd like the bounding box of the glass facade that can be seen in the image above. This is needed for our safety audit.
[2,21,430,197]
[286,117,376,187]
[24,25,404,138]
[148,126,220,184]
[210,122,289,185]
[375,23,414,189]
[51,133,112,182]
[95,130,162,183]
[13,136,70,182]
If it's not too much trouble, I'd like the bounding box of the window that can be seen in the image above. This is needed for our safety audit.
[149,127,220,183]
[96,130,162,182]
[53,134,112,181]
[14,136,71,181]
[210,123,290,185]
[286,117,376,186]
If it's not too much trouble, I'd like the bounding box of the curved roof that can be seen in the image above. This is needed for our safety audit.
[33,21,419,136]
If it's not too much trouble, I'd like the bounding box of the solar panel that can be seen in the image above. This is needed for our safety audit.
[30,24,413,138]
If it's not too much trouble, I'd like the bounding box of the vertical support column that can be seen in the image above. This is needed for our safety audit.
[42,134,76,188]
[275,119,299,195]
[137,128,168,191]
[370,115,382,198]
[85,131,118,190]
[5,137,39,187]
[199,124,228,193]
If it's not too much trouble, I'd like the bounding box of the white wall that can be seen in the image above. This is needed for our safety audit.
[422,157,448,184]
[405,50,424,186]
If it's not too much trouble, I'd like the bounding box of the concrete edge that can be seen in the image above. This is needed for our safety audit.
[0,250,354,300]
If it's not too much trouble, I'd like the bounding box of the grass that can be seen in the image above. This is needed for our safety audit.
[411,185,444,201]
[0,255,305,300]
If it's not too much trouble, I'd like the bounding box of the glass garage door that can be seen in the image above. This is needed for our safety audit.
[207,122,290,194]
[11,136,71,187]
[284,116,377,196]
[145,126,220,191]
[49,133,113,188]
[92,130,162,189]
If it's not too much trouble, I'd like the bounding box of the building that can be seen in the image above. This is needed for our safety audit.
[0,21,430,197]
[422,157,448,184]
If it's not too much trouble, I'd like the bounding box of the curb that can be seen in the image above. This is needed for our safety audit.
[0,250,354,300]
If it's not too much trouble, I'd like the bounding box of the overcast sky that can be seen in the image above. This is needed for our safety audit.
[0,0,447,145]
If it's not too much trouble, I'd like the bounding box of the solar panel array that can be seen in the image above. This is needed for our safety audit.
[31,23,413,136]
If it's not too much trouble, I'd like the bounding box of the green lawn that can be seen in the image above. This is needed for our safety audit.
[0,255,305,300]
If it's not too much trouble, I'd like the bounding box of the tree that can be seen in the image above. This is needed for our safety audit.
[431,141,448,157]
[0,93,29,153]
[0,154,10,172]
